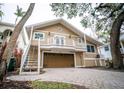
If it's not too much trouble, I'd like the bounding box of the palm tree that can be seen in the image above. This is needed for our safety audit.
[14,5,25,25]
[0,3,35,83]
[0,3,4,21]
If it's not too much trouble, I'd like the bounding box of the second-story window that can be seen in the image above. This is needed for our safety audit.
[87,44,95,53]
[78,37,82,44]
[33,32,45,40]
[54,35,65,45]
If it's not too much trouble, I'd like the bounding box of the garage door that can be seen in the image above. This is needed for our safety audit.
[44,53,74,68]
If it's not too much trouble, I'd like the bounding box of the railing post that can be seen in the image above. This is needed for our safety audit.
[38,38,41,74]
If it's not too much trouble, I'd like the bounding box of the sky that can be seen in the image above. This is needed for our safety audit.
[1,3,97,38]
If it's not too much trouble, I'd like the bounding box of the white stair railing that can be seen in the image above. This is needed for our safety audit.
[19,27,33,74]
[38,38,41,74]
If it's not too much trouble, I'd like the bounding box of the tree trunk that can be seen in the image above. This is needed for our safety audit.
[0,42,7,83]
[2,3,35,62]
[0,3,35,82]
[15,17,18,25]
[110,11,124,69]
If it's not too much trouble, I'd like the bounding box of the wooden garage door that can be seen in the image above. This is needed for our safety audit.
[44,53,74,68]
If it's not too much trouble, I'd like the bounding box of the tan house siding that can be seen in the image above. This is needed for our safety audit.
[84,52,97,58]
[31,23,84,48]
[84,60,96,67]
[75,52,83,67]
[86,40,98,53]
[31,31,48,46]
[83,39,98,67]
[28,46,38,60]
[36,23,78,36]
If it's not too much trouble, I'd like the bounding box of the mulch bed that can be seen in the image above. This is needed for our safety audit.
[0,80,87,89]
[0,80,32,89]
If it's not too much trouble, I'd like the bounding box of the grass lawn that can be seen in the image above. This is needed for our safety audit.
[0,80,87,89]
[31,80,86,89]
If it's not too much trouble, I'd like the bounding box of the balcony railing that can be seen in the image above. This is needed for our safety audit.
[35,33,87,51]
[41,38,86,50]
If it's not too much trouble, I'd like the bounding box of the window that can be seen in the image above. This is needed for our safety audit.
[87,45,95,52]
[54,36,65,45]
[33,32,45,40]
[104,45,109,51]
[78,38,82,43]
[56,36,60,45]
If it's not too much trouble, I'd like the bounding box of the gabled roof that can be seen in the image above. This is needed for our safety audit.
[26,18,103,46]
[0,21,15,27]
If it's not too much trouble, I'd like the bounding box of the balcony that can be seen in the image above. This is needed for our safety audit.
[32,32,87,52]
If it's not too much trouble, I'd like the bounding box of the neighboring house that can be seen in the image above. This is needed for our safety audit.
[20,19,105,74]
[99,30,124,60]
[99,43,112,60]
[0,21,28,50]
[0,21,28,67]
[0,21,14,45]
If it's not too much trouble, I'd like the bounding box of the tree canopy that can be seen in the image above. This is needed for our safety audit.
[50,3,124,43]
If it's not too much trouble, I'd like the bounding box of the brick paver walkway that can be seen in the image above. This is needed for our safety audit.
[7,68,124,89]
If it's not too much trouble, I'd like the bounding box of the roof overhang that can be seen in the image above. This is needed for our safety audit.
[0,21,15,27]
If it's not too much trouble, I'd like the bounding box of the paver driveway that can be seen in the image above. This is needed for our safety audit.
[7,68,124,89]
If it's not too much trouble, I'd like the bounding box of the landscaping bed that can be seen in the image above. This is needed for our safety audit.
[0,80,87,89]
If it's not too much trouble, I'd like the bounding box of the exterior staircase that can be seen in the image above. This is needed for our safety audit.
[22,56,38,72]
[19,27,41,75]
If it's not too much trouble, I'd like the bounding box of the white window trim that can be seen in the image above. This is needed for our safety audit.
[53,35,66,45]
[33,32,45,41]
[104,45,109,51]
[77,37,83,45]
[86,44,96,53]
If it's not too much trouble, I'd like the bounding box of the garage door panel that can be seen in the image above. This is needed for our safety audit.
[44,53,74,68]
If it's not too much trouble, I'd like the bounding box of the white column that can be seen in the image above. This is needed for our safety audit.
[97,46,102,66]
[95,59,97,66]
[83,52,86,67]
[83,34,87,49]
[38,38,41,74]
[72,39,75,47]
[41,51,44,68]
[83,34,87,67]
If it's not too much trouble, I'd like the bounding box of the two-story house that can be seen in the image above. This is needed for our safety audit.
[20,19,105,74]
